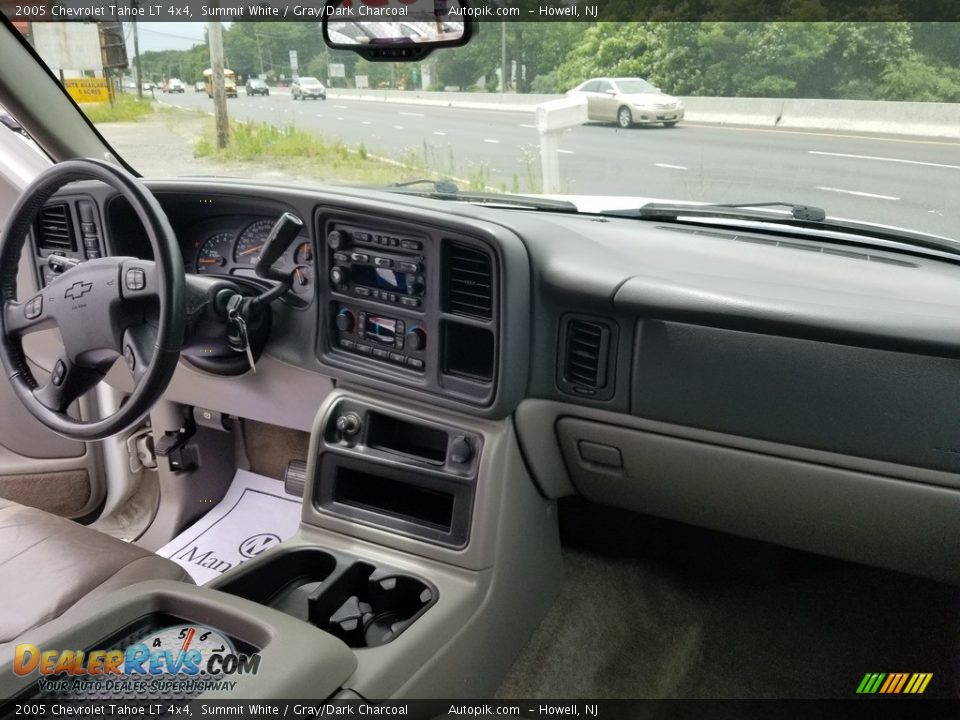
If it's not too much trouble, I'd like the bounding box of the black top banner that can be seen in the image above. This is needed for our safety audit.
[1,0,959,23]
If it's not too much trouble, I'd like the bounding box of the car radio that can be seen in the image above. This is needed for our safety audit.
[331,303,427,372]
[326,224,427,311]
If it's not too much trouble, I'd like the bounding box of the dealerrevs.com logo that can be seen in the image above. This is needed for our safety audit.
[13,625,260,696]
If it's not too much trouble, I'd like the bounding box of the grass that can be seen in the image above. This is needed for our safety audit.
[194,120,465,187]
[191,115,553,193]
[81,94,155,123]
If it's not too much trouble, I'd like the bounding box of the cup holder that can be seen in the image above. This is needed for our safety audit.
[213,549,436,647]
[308,562,436,648]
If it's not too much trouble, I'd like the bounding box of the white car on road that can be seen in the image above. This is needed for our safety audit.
[568,77,684,128]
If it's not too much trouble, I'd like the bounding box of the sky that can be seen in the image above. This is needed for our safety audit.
[127,22,231,54]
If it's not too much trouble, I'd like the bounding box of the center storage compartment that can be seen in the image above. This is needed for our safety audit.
[315,454,472,547]
[213,548,437,647]
[333,466,455,532]
[366,411,449,465]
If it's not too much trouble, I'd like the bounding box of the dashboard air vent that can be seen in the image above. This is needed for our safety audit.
[443,242,492,319]
[36,203,76,251]
[559,316,615,399]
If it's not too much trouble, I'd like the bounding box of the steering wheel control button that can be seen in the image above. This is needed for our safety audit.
[24,296,42,319]
[125,267,146,291]
[51,360,66,387]
[123,345,136,373]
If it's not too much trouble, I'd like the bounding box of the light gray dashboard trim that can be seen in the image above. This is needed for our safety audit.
[558,417,960,585]
[516,399,960,499]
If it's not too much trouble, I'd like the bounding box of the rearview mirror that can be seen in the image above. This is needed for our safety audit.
[322,0,473,61]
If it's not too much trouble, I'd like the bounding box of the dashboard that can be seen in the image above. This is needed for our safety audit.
[22,179,960,584]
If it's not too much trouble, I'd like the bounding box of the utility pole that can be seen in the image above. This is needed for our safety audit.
[132,17,143,99]
[208,21,229,149]
[500,22,506,94]
[255,31,264,76]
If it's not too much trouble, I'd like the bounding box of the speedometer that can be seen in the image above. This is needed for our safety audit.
[195,231,233,274]
[234,219,276,267]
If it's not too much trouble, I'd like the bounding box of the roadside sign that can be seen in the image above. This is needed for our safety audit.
[355,75,369,89]
[330,63,345,78]
[63,78,110,104]
[289,50,298,72]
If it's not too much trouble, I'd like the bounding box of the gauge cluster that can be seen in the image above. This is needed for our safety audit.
[190,216,315,306]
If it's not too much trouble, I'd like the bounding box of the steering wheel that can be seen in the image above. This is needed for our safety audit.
[0,159,185,441]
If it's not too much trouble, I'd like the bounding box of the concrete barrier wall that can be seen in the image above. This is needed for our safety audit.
[323,88,960,138]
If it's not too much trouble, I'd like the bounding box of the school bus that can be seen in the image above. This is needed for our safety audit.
[203,68,237,98]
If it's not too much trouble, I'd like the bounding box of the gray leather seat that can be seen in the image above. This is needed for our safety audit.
[0,498,190,653]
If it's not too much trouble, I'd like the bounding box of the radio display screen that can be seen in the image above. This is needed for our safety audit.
[364,315,397,345]
[353,266,409,293]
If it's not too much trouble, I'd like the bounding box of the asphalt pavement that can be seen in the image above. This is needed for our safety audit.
[156,89,960,240]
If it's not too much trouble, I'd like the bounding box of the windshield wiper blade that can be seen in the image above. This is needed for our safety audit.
[602,202,960,257]
[608,202,826,223]
[388,178,459,195]
[384,183,579,213]
[710,202,826,221]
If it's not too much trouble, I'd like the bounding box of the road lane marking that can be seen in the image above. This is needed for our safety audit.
[558,149,575,155]
[333,105,348,109]
[399,111,425,117]
[655,163,688,170]
[816,186,900,200]
[691,123,960,147]
[809,150,960,170]
[361,120,371,125]
[337,117,344,120]
[394,125,404,130]
[519,123,537,128]
[316,114,323,118]
[483,138,500,144]
[433,131,446,136]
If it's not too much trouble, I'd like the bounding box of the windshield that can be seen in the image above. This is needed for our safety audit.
[4,16,959,243]
[614,80,659,95]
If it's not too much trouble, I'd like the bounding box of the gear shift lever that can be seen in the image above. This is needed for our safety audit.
[253,212,304,304]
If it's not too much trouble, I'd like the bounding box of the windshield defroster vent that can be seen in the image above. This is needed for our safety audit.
[558,315,616,400]
[443,242,493,320]
[655,226,917,267]
[36,203,76,252]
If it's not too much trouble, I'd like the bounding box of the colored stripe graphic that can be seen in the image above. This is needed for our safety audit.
[857,672,932,694]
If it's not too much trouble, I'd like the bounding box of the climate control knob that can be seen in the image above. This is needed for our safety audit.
[404,327,427,352]
[330,266,348,286]
[335,308,356,332]
[327,230,348,250]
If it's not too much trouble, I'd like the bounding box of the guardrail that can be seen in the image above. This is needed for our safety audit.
[323,88,960,139]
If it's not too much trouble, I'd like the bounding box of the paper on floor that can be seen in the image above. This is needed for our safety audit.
[156,469,302,585]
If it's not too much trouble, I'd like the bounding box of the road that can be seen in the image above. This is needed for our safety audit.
[158,89,960,240]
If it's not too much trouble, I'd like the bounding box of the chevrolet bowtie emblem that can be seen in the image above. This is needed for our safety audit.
[64,281,93,300]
